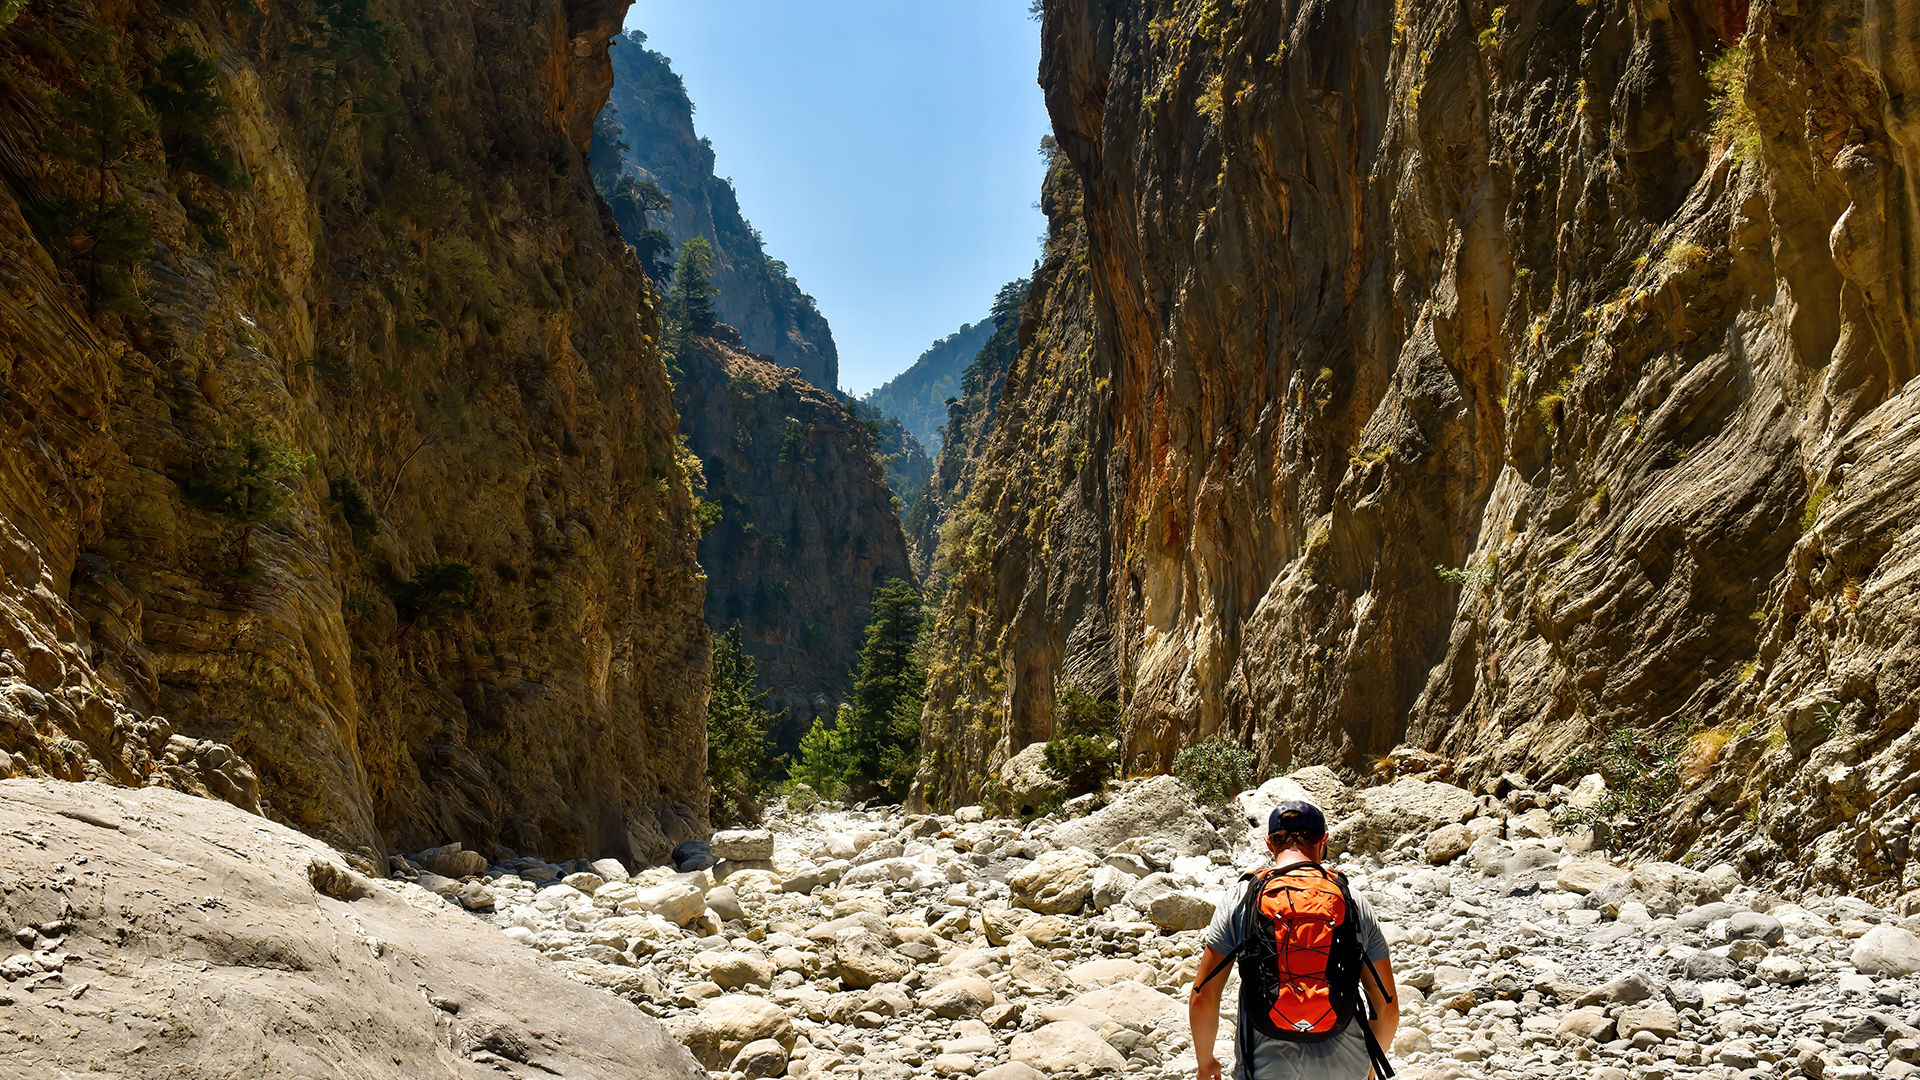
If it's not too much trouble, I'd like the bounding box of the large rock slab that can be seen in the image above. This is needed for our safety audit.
[1331,778,1477,854]
[709,829,775,862]
[922,975,997,1019]
[999,742,1065,814]
[1071,980,1184,1027]
[1852,925,1920,977]
[1009,1021,1127,1073]
[0,779,704,1079]
[1009,848,1099,915]
[670,994,796,1070]
[834,931,909,988]
[1048,775,1222,859]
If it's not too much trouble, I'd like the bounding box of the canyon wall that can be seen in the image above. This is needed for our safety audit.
[922,0,1920,896]
[677,339,913,754]
[601,32,839,391]
[0,0,709,868]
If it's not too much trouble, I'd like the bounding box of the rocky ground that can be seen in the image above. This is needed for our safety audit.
[383,768,1920,1080]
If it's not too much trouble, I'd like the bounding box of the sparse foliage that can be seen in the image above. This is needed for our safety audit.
[1707,41,1761,162]
[177,426,312,568]
[1174,739,1259,805]
[385,561,478,624]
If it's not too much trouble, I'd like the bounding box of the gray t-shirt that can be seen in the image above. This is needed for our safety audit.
[1201,869,1390,1080]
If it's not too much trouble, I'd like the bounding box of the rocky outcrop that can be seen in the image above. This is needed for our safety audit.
[677,339,912,750]
[600,32,838,389]
[0,778,704,1079]
[922,0,1920,894]
[0,0,708,867]
[913,159,1114,803]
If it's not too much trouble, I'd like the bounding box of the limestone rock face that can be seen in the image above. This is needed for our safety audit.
[0,0,708,867]
[675,341,913,748]
[912,0,1920,889]
[0,779,703,1078]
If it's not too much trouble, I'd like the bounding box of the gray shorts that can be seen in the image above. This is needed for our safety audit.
[1236,1024,1372,1080]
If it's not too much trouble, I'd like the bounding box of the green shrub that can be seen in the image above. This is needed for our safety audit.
[1174,739,1259,805]
[778,418,809,465]
[385,561,477,624]
[329,473,380,547]
[1042,686,1119,798]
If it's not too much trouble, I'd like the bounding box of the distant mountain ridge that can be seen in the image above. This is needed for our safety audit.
[864,317,997,453]
[597,32,839,390]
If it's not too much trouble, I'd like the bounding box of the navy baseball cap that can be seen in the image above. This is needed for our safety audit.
[1267,800,1326,836]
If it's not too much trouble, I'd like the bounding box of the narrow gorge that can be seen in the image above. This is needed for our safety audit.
[5,0,1920,1076]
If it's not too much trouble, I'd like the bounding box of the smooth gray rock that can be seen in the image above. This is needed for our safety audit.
[1048,775,1222,858]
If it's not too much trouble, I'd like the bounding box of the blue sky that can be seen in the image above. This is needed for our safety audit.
[623,2,1050,396]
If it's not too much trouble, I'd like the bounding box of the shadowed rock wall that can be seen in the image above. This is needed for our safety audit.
[0,0,709,868]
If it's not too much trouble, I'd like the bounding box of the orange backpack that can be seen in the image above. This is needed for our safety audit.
[1200,861,1394,1076]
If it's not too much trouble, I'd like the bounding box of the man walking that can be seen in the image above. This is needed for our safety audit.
[1188,800,1399,1079]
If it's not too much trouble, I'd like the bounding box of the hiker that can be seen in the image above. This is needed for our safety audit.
[1189,800,1400,1080]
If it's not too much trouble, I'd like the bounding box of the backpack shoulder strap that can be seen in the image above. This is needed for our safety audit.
[1193,871,1263,990]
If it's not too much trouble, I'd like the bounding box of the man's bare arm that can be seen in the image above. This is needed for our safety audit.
[1188,946,1231,1080]
[1361,955,1399,1054]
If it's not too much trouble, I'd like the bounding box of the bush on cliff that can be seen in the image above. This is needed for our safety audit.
[1174,738,1260,806]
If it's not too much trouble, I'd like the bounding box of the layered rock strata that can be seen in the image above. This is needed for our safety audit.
[922,0,1920,893]
[0,0,709,866]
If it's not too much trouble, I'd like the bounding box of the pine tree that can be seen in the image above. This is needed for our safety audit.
[707,624,778,823]
[662,236,719,377]
[668,236,719,333]
[30,52,153,315]
[842,578,926,800]
[791,707,852,798]
[140,45,245,189]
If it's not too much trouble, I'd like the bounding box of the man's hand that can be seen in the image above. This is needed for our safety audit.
[1195,1051,1223,1080]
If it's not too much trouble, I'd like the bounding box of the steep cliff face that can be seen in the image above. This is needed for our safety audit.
[0,0,708,868]
[677,339,913,753]
[600,32,839,390]
[926,0,1920,893]
[915,160,1117,802]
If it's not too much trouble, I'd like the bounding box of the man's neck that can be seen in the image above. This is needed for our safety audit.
[1273,849,1318,865]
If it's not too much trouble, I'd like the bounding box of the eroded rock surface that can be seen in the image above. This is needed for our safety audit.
[0,779,703,1079]
[0,0,708,866]
[916,0,1920,896]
